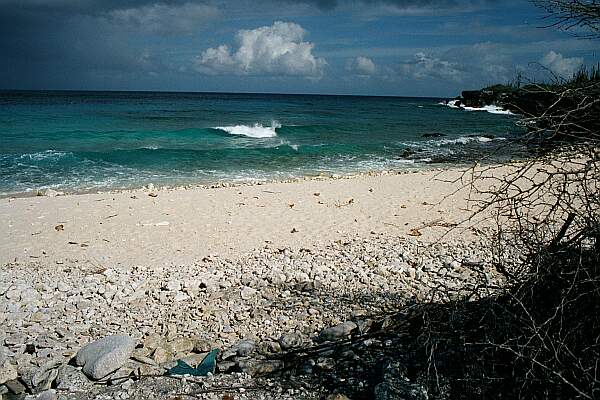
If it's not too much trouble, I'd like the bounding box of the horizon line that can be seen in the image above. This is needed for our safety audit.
[0,88,451,100]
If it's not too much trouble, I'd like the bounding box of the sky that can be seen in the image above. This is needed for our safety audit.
[0,0,597,96]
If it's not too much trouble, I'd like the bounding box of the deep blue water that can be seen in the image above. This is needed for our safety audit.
[0,90,523,195]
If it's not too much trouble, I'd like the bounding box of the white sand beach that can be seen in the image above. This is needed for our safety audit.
[0,167,490,268]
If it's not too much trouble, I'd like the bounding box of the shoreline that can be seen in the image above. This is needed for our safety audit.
[0,164,498,267]
[0,162,511,398]
[0,165,436,200]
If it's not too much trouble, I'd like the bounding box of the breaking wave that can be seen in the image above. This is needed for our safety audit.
[214,121,281,138]
[17,150,72,162]
[439,100,514,115]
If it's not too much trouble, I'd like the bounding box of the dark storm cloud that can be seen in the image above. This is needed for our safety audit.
[0,0,216,88]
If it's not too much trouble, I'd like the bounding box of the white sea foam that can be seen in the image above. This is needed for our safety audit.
[435,136,504,146]
[440,99,460,109]
[19,150,71,161]
[215,121,281,138]
[439,100,514,115]
[462,105,514,115]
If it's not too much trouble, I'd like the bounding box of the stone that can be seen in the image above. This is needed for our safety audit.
[173,291,189,302]
[316,357,336,370]
[135,363,165,378]
[36,389,58,400]
[142,335,163,351]
[318,321,357,342]
[327,394,351,400]
[374,381,428,400]
[152,347,173,365]
[0,358,17,384]
[258,341,281,354]
[109,365,134,385]
[278,333,303,350]
[238,359,284,376]
[193,338,214,353]
[5,379,26,394]
[165,280,181,292]
[22,359,62,392]
[56,365,92,392]
[180,353,209,368]
[216,360,236,373]
[170,338,194,354]
[240,286,257,300]
[75,335,136,380]
[222,340,255,359]
[131,354,156,366]
[40,189,62,197]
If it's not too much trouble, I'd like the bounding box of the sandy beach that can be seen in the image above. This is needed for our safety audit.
[0,167,490,268]
[0,166,505,399]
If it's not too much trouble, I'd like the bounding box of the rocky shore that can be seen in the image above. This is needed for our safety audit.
[0,233,505,399]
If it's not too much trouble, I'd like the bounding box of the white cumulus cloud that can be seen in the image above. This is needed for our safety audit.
[110,2,219,35]
[347,56,377,75]
[399,52,463,81]
[195,21,326,77]
[540,51,583,78]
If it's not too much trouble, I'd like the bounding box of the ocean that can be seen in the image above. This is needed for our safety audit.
[0,90,523,196]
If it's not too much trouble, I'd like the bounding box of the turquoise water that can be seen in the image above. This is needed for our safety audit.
[0,91,523,195]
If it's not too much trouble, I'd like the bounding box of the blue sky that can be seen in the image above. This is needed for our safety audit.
[0,0,597,96]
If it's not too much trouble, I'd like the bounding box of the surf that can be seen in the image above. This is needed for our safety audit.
[214,121,281,138]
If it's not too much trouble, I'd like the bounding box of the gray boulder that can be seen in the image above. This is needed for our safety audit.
[0,357,17,385]
[56,365,92,392]
[278,332,303,350]
[238,359,284,376]
[318,321,357,342]
[76,335,136,380]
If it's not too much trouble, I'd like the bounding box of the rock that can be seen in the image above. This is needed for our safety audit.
[20,288,41,303]
[222,340,255,360]
[173,291,189,302]
[38,189,62,197]
[22,359,62,392]
[238,359,284,376]
[216,360,236,373]
[5,379,26,394]
[318,321,357,342]
[193,338,214,353]
[180,353,209,368]
[170,338,194,355]
[35,389,58,400]
[327,394,351,400]
[135,363,165,378]
[0,358,17,384]
[109,365,134,385]
[316,357,336,371]
[152,347,173,365]
[142,335,163,351]
[375,362,428,400]
[258,341,281,354]
[131,354,156,366]
[374,380,428,400]
[165,280,181,292]
[75,335,136,380]
[240,286,257,300]
[56,365,92,392]
[355,319,373,334]
[278,333,303,350]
